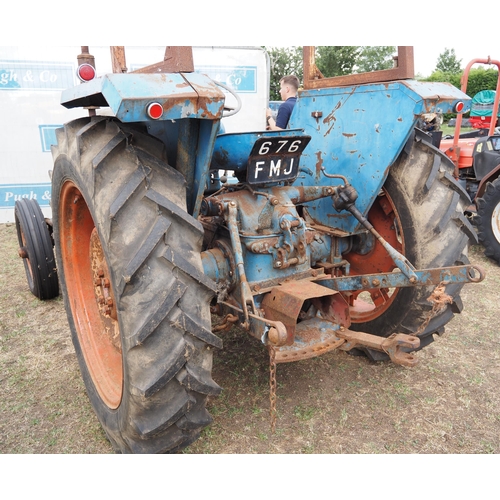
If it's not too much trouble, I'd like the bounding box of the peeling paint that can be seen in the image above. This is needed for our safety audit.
[315,151,323,178]
[323,102,341,126]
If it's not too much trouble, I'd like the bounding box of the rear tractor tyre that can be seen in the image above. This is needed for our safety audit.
[476,177,500,264]
[51,116,221,453]
[14,198,59,300]
[347,129,476,360]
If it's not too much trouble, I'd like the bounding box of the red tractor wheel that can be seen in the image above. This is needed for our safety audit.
[51,117,221,453]
[345,187,403,323]
[58,180,123,408]
[346,130,476,359]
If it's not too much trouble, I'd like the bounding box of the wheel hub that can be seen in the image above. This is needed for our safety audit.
[90,228,120,350]
[345,189,403,322]
[492,200,500,243]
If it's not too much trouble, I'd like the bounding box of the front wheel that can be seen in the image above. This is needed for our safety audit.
[476,177,500,264]
[51,117,221,453]
[14,198,59,300]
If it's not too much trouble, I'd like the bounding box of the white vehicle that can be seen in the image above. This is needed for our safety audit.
[0,46,270,223]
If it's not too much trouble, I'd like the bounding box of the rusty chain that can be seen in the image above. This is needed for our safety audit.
[268,344,277,434]
[212,313,239,333]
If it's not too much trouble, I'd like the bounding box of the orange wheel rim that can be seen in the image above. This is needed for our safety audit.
[345,188,404,323]
[59,181,123,408]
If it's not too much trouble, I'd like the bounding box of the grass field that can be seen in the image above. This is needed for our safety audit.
[1,221,499,457]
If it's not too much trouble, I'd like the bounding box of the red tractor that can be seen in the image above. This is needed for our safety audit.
[440,57,500,264]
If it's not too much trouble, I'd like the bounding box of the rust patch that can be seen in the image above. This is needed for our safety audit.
[261,281,339,346]
[315,151,323,178]
[323,101,342,125]
[322,89,357,137]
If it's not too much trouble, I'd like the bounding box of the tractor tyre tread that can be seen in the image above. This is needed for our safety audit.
[14,198,59,300]
[476,177,500,264]
[352,128,474,360]
[51,116,220,453]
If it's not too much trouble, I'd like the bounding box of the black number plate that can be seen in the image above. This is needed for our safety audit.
[247,136,310,185]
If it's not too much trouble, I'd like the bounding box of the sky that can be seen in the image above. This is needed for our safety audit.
[414,44,499,78]
[2,3,497,81]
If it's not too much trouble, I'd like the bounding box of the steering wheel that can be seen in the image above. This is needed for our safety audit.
[214,80,242,117]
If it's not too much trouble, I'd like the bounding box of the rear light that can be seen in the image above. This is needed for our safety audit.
[454,101,465,113]
[147,102,164,120]
[77,63,96,82]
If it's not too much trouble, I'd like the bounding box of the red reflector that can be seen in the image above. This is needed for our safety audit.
[454,101,464,113]
[147,102,163,120]
[77,63,96,82]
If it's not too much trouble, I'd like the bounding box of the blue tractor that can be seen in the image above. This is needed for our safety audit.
[48,46,484,453]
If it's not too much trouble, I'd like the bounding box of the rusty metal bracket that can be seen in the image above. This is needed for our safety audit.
[261,280,341,345]
[218,300,288,346]
[317,264,486,293]
[303,46,414,90]
[110,46,127,73]
[132,46,194,74]
[337,329,420,367]
[225,201,255,328]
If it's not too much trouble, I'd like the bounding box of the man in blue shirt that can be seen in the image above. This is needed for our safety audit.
[266,75,299,130]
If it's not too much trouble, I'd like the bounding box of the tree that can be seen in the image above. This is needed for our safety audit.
[426,67,498,98]
[316,46,360,77]
[435,48,462,74]
[266,46,303,101]
[357,46,396,72]
[425,70,461,88]
[462,67,500,97]
[265,46,408,101]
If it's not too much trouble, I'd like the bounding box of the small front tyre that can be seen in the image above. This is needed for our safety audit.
[14,198,59,300]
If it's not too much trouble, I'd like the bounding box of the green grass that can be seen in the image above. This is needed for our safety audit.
[440,124,474,137]
[293,404,316,421]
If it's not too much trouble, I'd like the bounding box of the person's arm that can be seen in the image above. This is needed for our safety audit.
[266,113,283,131]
